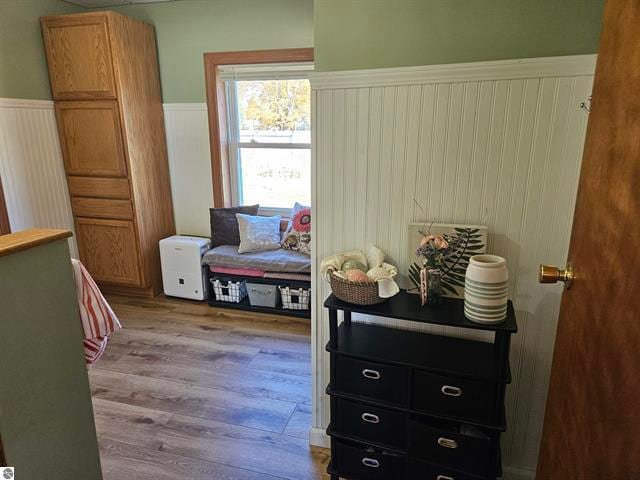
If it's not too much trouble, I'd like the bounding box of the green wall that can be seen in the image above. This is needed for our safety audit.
[314,0,604,72]
[0,0,82,100]
[0,239,102,479]
[0,0,604,100]
[105,0,314,103]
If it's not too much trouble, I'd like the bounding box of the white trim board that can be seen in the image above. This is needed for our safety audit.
[0,99,206,111]
[310,54,596,90]
[163,102,207,111]
[0,98,55,109]
[309,427,330,449]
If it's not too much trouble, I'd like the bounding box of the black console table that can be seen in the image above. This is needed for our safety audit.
[324,290,517,480]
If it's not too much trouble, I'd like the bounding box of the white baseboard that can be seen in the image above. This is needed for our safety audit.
[309,427,330,448]
[503,466,536,480]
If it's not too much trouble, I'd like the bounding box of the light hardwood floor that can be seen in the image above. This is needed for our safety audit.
[89,295,329,480]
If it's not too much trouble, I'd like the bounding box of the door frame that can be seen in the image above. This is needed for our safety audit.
[203,48,314,207]
[0,176,10,235]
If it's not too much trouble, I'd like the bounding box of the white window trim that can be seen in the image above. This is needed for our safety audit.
[224,64,312,215]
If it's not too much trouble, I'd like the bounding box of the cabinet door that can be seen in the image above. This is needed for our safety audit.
[56,100,127,177]
[41,14,116,99]
[75,218,142,286]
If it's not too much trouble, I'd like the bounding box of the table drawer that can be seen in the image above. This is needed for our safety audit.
[68,176,130,199]
[409,417,495,476]
[72,197,133,220]
[408,458,485,480]
[332,438,406,480]
[335,355,409,406]
[334,398,407,449]
[412,370,496,424]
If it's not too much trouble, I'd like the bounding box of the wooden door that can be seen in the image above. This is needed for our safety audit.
[75,218,142,286]
[55,100,127,177]
[536,1,640,478]
[41,14,116,99]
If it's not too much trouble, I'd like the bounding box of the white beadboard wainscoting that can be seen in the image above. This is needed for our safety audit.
[163,103,213,237]
[0,98,78,256]
[310,55,596,478]
[0,100,213,253]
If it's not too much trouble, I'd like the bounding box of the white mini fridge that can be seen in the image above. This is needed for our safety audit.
[160,235,211,300]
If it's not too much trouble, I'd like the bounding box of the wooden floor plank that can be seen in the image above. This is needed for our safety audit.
[105,329,259,368]
[99,437,281,480]
[91,295,328,479]
[284,404,314,440]
[96,353,312,404]
[90,369,297,433]
[249,349,312,377]
[157,412,329,480]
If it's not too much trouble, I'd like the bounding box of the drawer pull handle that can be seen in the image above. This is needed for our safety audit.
[437,437,459,449]
[437,476,455,480]
[361,457,380,468]
[362,369,381,380]
[441,385,462,397]
[361,413,380,424]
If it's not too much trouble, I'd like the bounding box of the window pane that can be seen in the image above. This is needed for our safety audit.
[239,148,310,208]
[237,79,311,144]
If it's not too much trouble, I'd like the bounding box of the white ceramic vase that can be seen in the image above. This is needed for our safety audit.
[464,254,509,324]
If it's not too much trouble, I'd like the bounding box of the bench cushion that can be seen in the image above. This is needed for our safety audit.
[203,245,311,273]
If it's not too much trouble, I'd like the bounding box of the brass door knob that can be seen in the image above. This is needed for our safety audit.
[539,263,574,289]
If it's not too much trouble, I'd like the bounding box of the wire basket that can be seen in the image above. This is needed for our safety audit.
[280,286,311,310]
[327,268,386,305]
[210,278,247,303]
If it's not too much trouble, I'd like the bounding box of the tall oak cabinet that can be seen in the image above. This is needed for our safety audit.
[41,11,175,297]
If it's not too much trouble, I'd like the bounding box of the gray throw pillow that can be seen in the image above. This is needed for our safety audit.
[209,205,259,247]
[236,213,282,254]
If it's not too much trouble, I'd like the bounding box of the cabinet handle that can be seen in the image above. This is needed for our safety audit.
[437,437,458,449]
[361,412,380,424]
[437,476,455,480]
[361,457,380,468]
[362,369,381,380]
[441,385,462,397]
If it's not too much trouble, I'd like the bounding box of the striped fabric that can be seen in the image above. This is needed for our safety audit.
[71,259,122,365]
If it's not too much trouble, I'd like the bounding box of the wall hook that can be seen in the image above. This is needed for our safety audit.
[580,95,592,114]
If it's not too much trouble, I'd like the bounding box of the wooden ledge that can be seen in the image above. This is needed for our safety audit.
[0,229,72,258]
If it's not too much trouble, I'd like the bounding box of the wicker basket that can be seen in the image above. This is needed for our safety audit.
[328,268,386,305]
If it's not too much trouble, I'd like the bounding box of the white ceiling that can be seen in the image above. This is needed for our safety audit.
[63,0,178,7]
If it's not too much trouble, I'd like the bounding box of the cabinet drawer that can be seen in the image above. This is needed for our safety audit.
[412,370,496,424]
[332,438,406,480]
[335,355,409,406]
[408,458,484,480]
[68,177,130,199]
[75,218,142,287]
[72,198,133,220]
[56,100,127,177]
[409,417,495,476]
[334,398,407,449]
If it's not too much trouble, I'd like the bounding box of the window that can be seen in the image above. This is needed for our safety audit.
[222,64,312,215]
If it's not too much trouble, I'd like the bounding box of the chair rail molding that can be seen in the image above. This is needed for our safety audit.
[310,54,595,477]
[310,54,596,90]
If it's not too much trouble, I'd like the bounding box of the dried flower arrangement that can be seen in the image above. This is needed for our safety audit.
[409,225,485,296]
